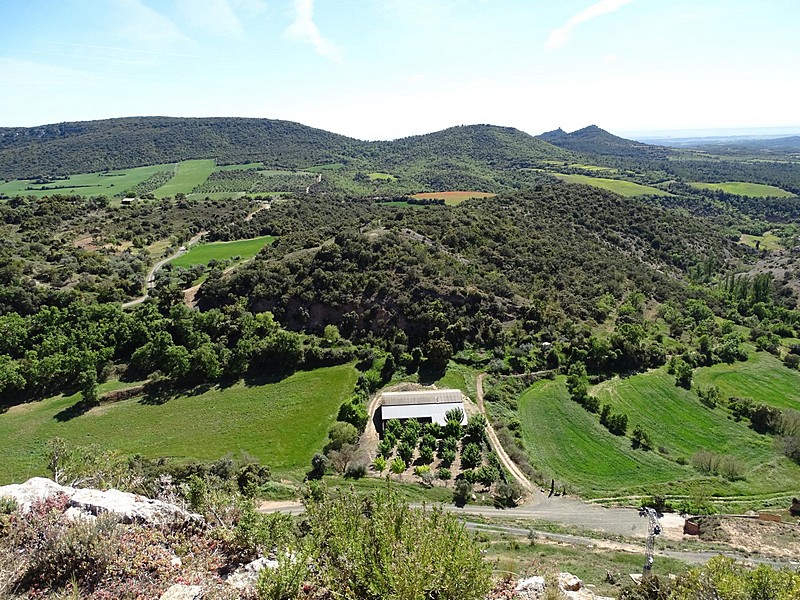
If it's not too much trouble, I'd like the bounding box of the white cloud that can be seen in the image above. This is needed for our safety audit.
[545,0,635,51]
[113,0,193,49]
[177,0,266,39]
[286,0,341,61]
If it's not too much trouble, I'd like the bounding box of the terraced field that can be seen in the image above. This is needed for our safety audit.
[0,164,175,202]
[0,364,358,483]
[552,173,670,197]
[516,368,800,499]
[694,351,800,410]
[153,159,217,198]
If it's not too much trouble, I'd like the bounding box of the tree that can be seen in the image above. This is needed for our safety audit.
[78,368,99,406]
[324,422,359,454]
[461,443,482,469]
[453,478,473,506]
[464,413,488,445]
[307,453,328,480]
[425,339,453,370]
[673,358,693,389]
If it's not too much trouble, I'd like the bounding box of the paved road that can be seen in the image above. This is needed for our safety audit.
[121,231,205,308]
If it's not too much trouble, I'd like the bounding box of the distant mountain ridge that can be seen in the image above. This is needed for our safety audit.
[538,124,668,159]
[0,117,572,180]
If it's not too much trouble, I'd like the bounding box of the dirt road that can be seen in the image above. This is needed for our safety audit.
[475,373,538,496]
[121,231,205,308]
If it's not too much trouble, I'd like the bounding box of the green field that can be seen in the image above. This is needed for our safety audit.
[0,364,358,484]
[0,163,175,201]
[170,235,276,271]
[568,163,616,172]
[739,231,782,251]
[694,351,800,410]
[553,174,670,197]
[690,181,795,198]
[153,159,216,198]
[367,172,397,181]
[516,368,800,498]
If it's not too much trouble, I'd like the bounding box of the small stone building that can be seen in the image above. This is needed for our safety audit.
[379,389,466,432]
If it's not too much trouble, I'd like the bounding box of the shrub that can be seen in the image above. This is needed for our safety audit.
[390,456,406,474]
[453,479,473,506]
[437,467,452,480]
[345,463,367,479]
[337,398,368,432]
[303,489,491,599]
[256,546,309,600]
[324,422,359,454]
[15,509,119,591]
[372,455,387,472]
[631,425,653,450]
[307,453,328,480]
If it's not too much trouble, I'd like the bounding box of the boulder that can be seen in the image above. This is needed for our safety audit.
[0,477,74,512]
[0,477,202,527]
[159,584,203,600]
[515,575,545,598]
[559,572,583,592]
[68,487,202,527]
[225,556,279,590]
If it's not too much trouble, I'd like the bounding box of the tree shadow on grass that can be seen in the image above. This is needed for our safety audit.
[53,400,96,422]
[417,364,446,386]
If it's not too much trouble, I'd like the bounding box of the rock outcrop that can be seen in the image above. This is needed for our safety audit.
[503,572,614,600]
[0,477,202,527]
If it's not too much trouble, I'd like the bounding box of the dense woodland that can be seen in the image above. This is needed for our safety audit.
[1,117,800,484]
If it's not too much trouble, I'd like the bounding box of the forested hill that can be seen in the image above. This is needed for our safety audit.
[539,125,669,159]
[374,125,573,168]
[0,117,364,179]
[0,118,572,180]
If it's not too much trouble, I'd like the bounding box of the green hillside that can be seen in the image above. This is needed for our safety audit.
[0,364,358,483]
[516,369,800,499]
[553,173,670,196]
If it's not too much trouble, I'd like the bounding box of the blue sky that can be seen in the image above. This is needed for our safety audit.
[2,0,798,139]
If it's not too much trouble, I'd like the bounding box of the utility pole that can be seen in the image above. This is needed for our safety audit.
[639,507,661,577]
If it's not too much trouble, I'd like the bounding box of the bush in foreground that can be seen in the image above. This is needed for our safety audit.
[286,488,491,600]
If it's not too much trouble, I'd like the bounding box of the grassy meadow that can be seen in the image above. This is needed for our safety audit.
[690,181,795,198]
[515,365,800,499]
[170,235,276,270]
[693,351,800,410]
[739,231,782,251]
[154,159,216,198]
[367,172,396,181]
[411,191,497,205]
[0,364,358,484]
[0,164,175,201]
[552,173,670,197]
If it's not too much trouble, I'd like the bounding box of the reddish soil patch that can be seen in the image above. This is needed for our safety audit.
[411,191,496,205]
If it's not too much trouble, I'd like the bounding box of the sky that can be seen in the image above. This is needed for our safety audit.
[2,0,799,140]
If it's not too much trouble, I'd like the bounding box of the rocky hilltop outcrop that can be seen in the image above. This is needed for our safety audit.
[0,476,202,527]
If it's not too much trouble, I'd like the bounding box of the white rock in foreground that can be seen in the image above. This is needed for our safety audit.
[159,583,203,600]
[0,477,202,527]
[0,477,75,512]
[225,556,279,590]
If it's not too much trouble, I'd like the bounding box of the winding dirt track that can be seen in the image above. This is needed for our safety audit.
[121,231,205,309]
[475,373,539,497]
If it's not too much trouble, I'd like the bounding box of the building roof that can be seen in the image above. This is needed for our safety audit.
[381,389,463,407]
[380,402,466,426]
